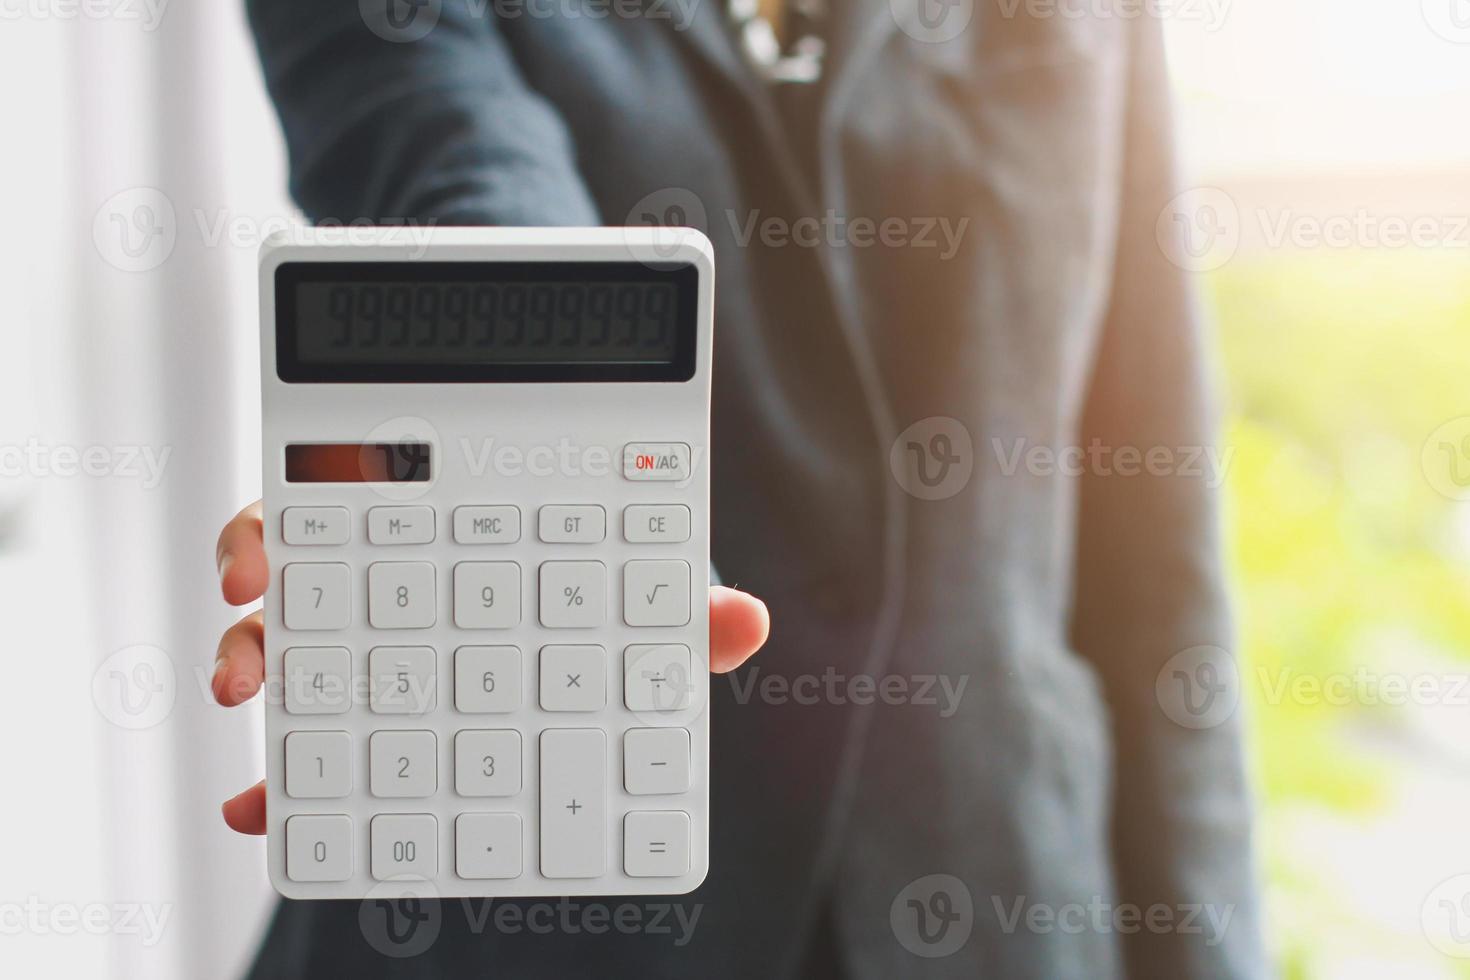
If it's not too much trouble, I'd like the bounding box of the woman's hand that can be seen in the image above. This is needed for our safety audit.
[212,500,769,834]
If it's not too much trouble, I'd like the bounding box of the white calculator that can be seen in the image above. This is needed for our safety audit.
[257,227,713,899]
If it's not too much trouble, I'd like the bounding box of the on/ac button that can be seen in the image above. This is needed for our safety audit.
[623,443,692,482]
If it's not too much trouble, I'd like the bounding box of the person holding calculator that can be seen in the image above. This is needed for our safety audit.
[215,0,1265,977]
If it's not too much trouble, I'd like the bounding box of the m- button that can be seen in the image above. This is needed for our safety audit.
[622,443,692,482]
[368,506,434,545]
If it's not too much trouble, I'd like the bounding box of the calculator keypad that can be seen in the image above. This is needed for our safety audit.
[452,562,521,629]
[539,645,607,712]
[370,730,437,798]
[624,727,691,795]
[286,814,352,882]
[283,646,352,714]
[624,810,691,877]
[282,507,351,546]
[538,561,607,628]
[623,505,691,544]
[285,730,352,798]
[625,644,694,712]
[368,646,436,714]
[276,502,702,889]
[453,505,521,544]
[454,646,521,713]
[283,563,352,630]
[623,560,691,627]
[538,505,606,544]
[371,814,438,880]
[622,443,692,481]
[456,813,523,879]
[454,730,523,796]
[367,506,435,545]
[368,561,437,629]
[540,729,607,879]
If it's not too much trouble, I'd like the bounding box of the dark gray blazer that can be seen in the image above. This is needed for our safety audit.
[245,1,1265,976]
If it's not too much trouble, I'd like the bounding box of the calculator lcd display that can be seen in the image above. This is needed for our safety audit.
[275,262,698,383]
[284,443,431,483]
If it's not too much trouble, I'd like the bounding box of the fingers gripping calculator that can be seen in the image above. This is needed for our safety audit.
[258,227,713,899]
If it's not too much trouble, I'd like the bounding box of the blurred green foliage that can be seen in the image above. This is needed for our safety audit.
[1209,250,1470,977]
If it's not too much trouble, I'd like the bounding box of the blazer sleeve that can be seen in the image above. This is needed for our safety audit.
[245,0,600,226]
[1068,19,1267,979]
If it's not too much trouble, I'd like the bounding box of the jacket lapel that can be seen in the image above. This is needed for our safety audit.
[820,0,904,129]
[671,0,775,119]
[670,0,906,206]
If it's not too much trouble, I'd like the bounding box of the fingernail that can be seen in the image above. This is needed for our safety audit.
[217,551,233,581]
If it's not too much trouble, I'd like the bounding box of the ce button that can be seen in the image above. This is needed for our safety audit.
[623,505,691,544]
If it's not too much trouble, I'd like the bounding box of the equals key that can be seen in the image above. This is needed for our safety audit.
[624,812,690,878]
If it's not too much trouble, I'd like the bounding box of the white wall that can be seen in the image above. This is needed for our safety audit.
[0,2,294,977]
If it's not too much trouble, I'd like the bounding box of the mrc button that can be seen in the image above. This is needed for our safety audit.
[623,443,692,482]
